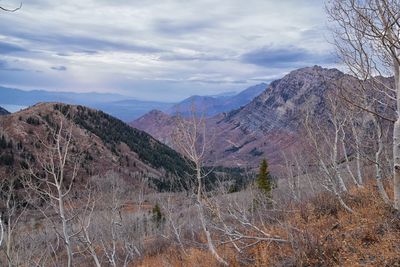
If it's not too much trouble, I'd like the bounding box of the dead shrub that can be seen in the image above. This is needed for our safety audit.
[310,192,340,218]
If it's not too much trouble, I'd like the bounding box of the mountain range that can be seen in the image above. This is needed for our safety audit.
[0,83,266,122]
[166,83,267,117]
[0,86,174,121]
[2,65,377,184]
[132,66,354,168]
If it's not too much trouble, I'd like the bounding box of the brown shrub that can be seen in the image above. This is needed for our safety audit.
[138,183,400,267]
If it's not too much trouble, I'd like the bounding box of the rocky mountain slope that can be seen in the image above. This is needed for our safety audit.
[167,83,267,117]
[0,106,10,115]
[132,66,352,168]
[0,103,192,189]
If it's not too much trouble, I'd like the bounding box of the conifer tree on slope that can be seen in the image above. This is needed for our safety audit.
[256,159,272,198]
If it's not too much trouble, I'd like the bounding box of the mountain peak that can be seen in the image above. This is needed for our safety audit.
[287,65,343,78]
[166,83,266,117]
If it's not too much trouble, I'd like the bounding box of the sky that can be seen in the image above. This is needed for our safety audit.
[0,0,336,102]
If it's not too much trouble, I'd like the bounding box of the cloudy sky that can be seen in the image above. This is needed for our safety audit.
[0,0,336,101]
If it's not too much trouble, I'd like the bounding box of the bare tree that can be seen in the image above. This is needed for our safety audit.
[92,171,144,267]
[0,216,3,248]
[25,119,81,267]
[158,193,188,255]
[327,0,400,209]
[0,1,21,12]
[371,115,391,203]
[172,107,228,266]
[0,177,28,267]
[303,104,354,213]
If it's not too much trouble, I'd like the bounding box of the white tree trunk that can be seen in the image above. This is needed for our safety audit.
[372,115,391,204]
[333,121,347,192]
[394,63,400,210]
[58,190,73,267]
[341,127,361,187]
[350,121,364,185]
[196,164,228,266]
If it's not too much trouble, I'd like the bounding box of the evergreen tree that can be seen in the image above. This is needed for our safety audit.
[256,159,272,197]
[151,203,164,229]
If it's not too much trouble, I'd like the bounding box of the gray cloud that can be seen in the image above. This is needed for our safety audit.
[241,46,337,68]
[1,30,164,54]
[51,66,67,71]
[0,41,27,54]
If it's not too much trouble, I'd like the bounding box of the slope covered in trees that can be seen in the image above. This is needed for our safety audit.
[0,103,194,186]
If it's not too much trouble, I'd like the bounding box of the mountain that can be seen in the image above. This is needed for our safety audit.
[91,99,174,122]
[0,86,128,105]
[131,110,177,147]
[0,103,192,189]
[0,86,173,121]
[167,83,267,117]
[223,66,344,133]
[0,106,10,115]
[0,83,265,121]
[132,66,349,168]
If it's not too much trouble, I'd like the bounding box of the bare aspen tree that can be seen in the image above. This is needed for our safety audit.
[25,119,80,267]
[0,177,27,267]
[338,118,360,188]
[282,151,300,201]
[75,189,101,267]
[99,173,123,267]
[0,217,3,248]
[304,109,354,213]
[172,106,228,266]
[0,1,21,12]
[327,0,400,209]
[328,95,349,192]
[207,181,287,255]
[371,115,391,203]
[158,193,187,255]
[349,113,365,185]
[94,171,142,267]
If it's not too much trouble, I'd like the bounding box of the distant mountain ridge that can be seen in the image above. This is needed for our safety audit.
[167,83,267,117]
[0,86,174,121]
[0,83,266,121]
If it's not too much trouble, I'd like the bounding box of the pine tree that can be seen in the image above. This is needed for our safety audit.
[256,159,272,197]
[151,203,164,229]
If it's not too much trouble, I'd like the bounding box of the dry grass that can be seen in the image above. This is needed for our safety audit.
[137,182,400,267]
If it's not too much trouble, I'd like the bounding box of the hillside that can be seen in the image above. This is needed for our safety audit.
[132,66,359,167]
[139,183,400,266]
[0,106,10,115]
[167,83,267,117]
[0,103,192,188]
